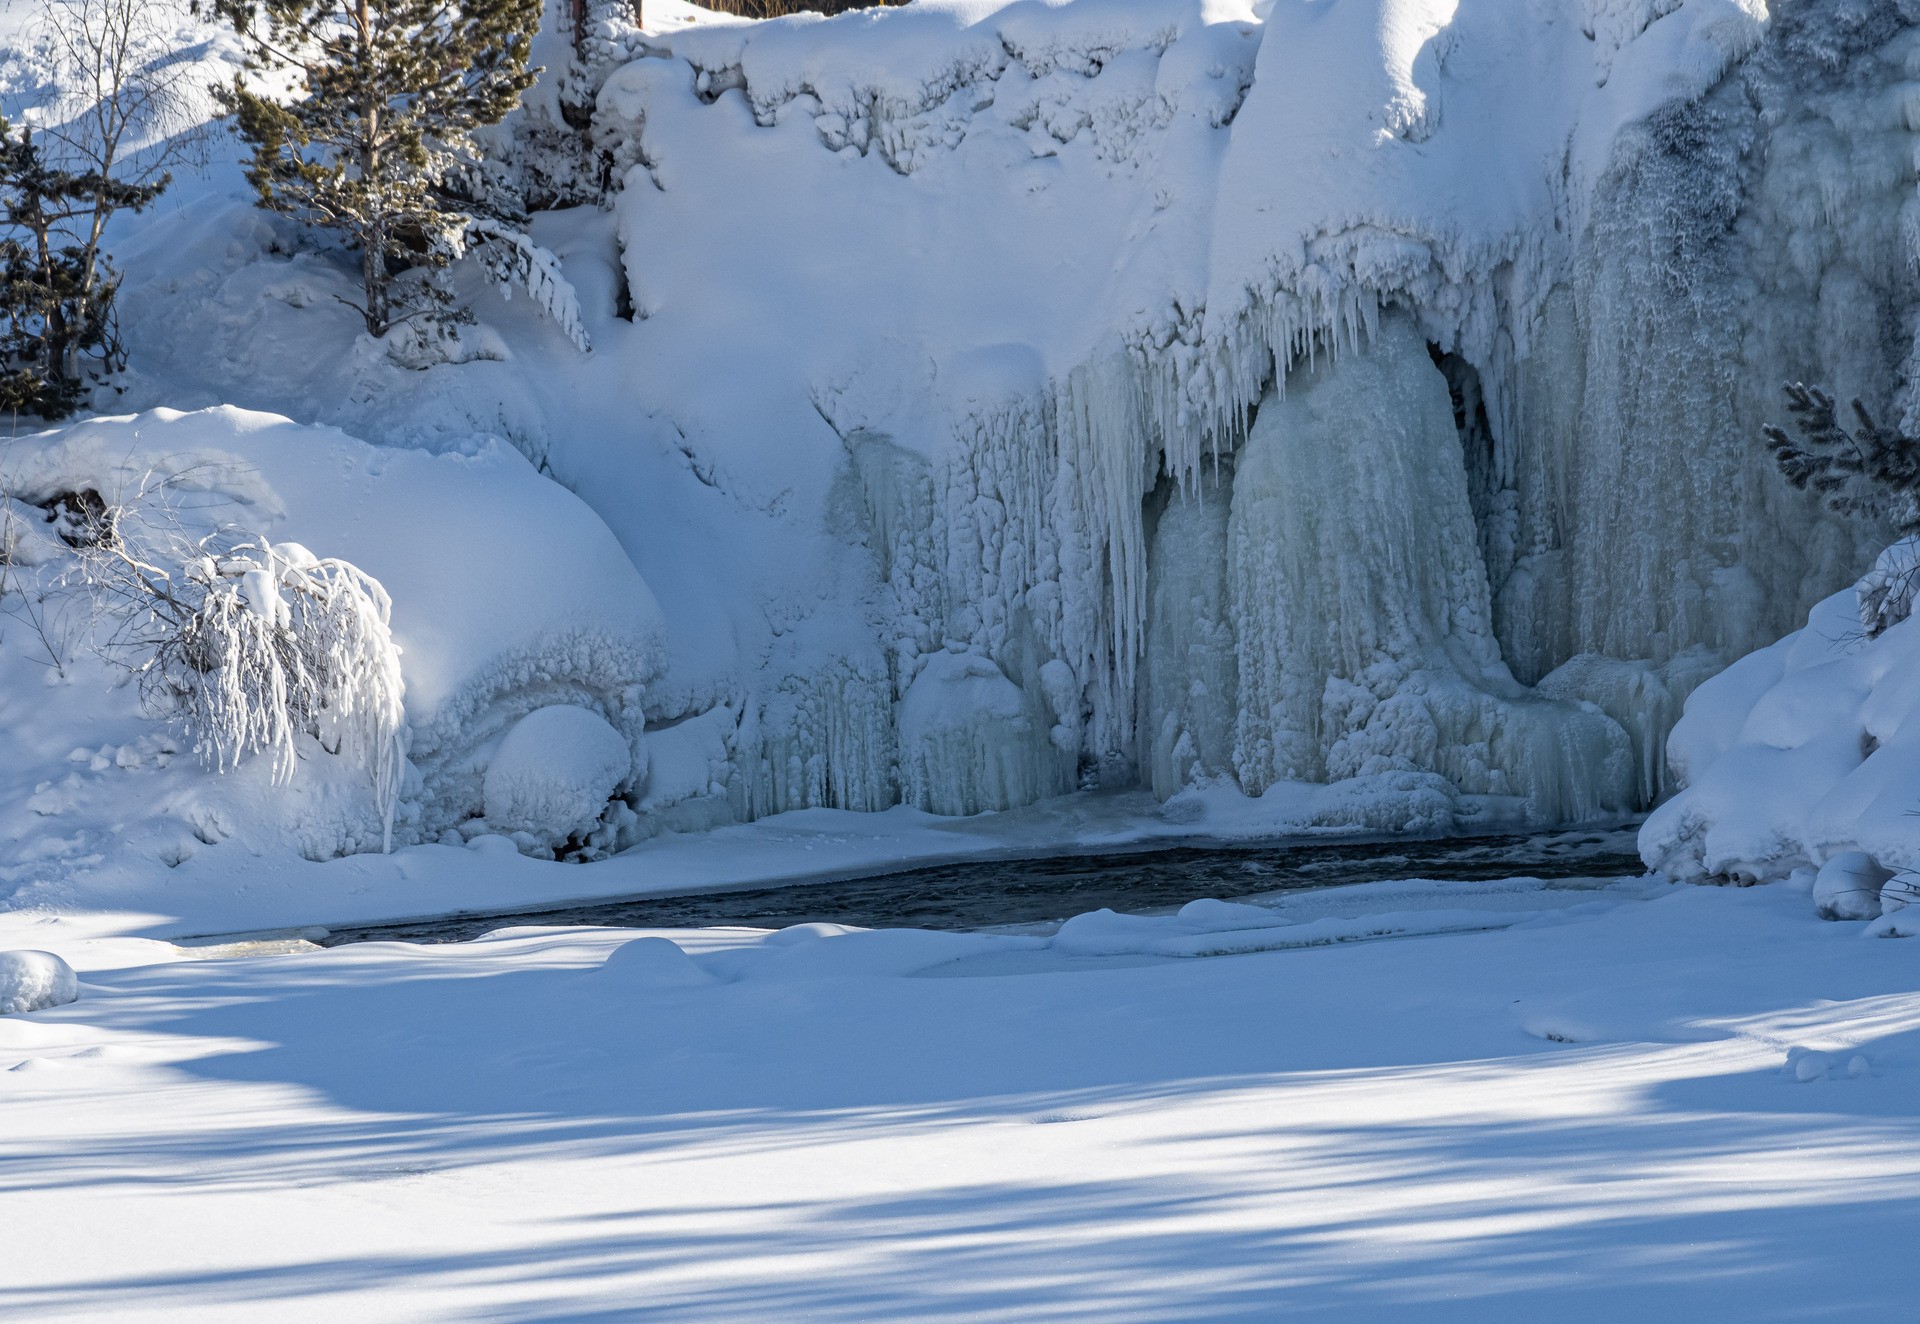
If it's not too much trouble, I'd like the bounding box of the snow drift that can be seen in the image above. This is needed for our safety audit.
[1641,536,1920,911]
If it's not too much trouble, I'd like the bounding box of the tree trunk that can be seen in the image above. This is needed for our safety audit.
[362,229,388,338]
[354,0,387,337]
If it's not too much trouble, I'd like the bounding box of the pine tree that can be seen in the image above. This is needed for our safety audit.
[213,0,544,340]
[1763,382,1920,535]
[0,116,165,420]
[1765,382,1920,637]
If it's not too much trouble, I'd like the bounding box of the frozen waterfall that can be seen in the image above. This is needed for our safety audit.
[565,0,1920,831]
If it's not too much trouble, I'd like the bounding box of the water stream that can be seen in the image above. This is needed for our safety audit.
[312,826,1646,946]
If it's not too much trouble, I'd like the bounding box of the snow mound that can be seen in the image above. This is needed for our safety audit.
[483,705,634,845]
[1813,851,1889,923]
[594,935,714,988]
[0,951,79,1016]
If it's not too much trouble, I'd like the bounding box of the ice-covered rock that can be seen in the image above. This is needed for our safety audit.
[483,705,634,846]
[0,951,79,1016]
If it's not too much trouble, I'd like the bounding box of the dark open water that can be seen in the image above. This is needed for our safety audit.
[313,826,1645,946]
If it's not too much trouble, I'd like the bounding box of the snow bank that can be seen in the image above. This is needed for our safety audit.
[0,408,665,861]
[1642,543,1920,893]
[0,950,79,1015]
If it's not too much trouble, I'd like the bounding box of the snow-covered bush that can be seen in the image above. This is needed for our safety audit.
[55,492,407,848]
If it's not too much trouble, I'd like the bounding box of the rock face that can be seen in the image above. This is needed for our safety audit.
[0,951,80,1016]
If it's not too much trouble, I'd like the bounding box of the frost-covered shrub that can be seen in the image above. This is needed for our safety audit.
[1764,383,1917,634]
[1854,539,1920,640]
[65,498,406,848]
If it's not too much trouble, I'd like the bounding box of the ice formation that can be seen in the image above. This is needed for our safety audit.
[1223,314,1633,822]
[570,0,1918,828]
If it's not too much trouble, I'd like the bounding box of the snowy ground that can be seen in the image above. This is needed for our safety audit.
[5,870,1919,1320]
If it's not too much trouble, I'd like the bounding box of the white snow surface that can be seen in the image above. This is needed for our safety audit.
[7,871,1920,1319]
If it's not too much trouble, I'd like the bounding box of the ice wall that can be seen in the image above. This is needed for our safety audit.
[577,0,1920,828]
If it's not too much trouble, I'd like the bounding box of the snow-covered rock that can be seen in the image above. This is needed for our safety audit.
[0,950,79,1016]
[483,704,635,846]
[1813,852,1889,922]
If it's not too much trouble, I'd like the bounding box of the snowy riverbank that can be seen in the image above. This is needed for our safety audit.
[5,869,1919,1320]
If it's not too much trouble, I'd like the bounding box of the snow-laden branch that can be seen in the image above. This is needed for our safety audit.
[461,217,593,354]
